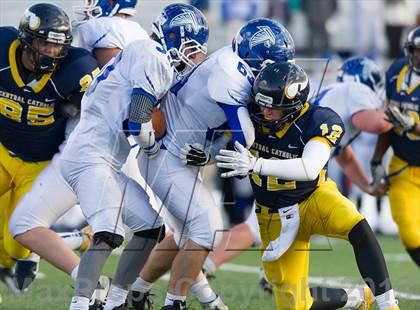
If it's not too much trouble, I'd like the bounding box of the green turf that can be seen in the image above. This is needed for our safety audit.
[0,236,418,309]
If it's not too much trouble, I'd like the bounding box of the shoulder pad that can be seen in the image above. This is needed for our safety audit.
[0,27,18,46]
[54,47,99,96]
[386,57,408,79]
[207,47,254,106]
[302,105,345,146]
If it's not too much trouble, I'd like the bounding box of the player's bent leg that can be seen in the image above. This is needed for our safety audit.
[10,157,81,276]
[308,179,398,310]
[205,222,255,275]
[205,207,260,276]
[387,158,420,267]
[73,231,123,306]
[126,234,178,310]
[168,239,209,299]
[104,226,165,310]
[14,227,80,275]
[257,207,313,310]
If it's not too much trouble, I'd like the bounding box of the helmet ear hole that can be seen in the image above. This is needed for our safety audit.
[169,32,176,41]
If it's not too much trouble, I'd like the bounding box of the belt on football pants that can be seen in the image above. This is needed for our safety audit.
[255,203,279,214]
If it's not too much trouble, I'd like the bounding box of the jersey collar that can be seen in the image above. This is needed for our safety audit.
[261,102,310,139]
[396,65,420,94]
[9,39,52,93]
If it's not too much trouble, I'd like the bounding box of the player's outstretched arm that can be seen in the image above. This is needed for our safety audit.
[352,109,392,134]
[216,139,331,181]
[336,145,386,196]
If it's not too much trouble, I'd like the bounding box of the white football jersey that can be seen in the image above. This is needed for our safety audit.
[62,39,174,167]
[162,46,254,157]
[73,16,148,51]
[315,81,384,147]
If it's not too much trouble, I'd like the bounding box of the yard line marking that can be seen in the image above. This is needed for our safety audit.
[157,263,420,300]
[384,253,411,262]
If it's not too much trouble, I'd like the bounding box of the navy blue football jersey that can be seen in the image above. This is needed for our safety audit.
[386,57,420,166]
[249,103,345,210]
[0,27,99,162]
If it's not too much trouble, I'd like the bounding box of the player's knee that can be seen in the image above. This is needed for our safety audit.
[93,231,124,249]
[5,241,31,260]
[399,229,420,249]
[134,225,166,242]
[273,283,307,309]
[348,219,375,247]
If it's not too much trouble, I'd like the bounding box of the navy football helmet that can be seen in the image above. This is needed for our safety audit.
[249,62,310,132]
[337,56,384,95]
[233,18,295,75]
[18,3,72,72]
[404,26,420,73]
[73,0,137,20]
[152,3,208,72]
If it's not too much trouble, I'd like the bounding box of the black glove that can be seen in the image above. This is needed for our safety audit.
[180,143,211,166]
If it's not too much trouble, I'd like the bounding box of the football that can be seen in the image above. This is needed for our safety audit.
[151,108,166,139]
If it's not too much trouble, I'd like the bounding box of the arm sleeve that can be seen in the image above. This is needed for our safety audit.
[127,88,157,135]
[254,139,331,181]
[218,103,255,149]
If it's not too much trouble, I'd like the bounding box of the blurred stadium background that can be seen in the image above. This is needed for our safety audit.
[0,0,419,309]
[1,0,418,233]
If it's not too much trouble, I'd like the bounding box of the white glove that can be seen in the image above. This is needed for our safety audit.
[216,141,261,178]
[142,141,160,159]
[386,106,416,132]
[180,143,211,166]
[370,161,388,193]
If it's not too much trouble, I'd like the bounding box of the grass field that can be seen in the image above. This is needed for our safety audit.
[0,236,418,309]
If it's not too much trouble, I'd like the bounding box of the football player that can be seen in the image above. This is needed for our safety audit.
[0,2,97,290]
[9,0,145,296]
[202,56,393,308]
[202,58,392,303]
[122,18,294,310]
[216,62,399,310]
[371,26,420,268]
[101,4,229,310]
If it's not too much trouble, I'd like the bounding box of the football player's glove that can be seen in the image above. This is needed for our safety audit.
[386,106,416,132]
[216,142,260,178]
[370,161,388,194]
[180,143,211,166]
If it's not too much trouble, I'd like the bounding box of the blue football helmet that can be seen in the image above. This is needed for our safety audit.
[152,3,209,72]
[233,18,295,75]
[73,0,137,21]
[337,56,384,95]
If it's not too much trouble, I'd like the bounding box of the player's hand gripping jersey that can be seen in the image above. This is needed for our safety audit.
[386,57,420,165]
[0,27,98,162]
[162,46,255,157]
[62,39,174,167]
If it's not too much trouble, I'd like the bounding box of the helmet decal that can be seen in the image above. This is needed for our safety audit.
[169,10,201,34]
[26,10,40,31]
[250,26,276,49]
